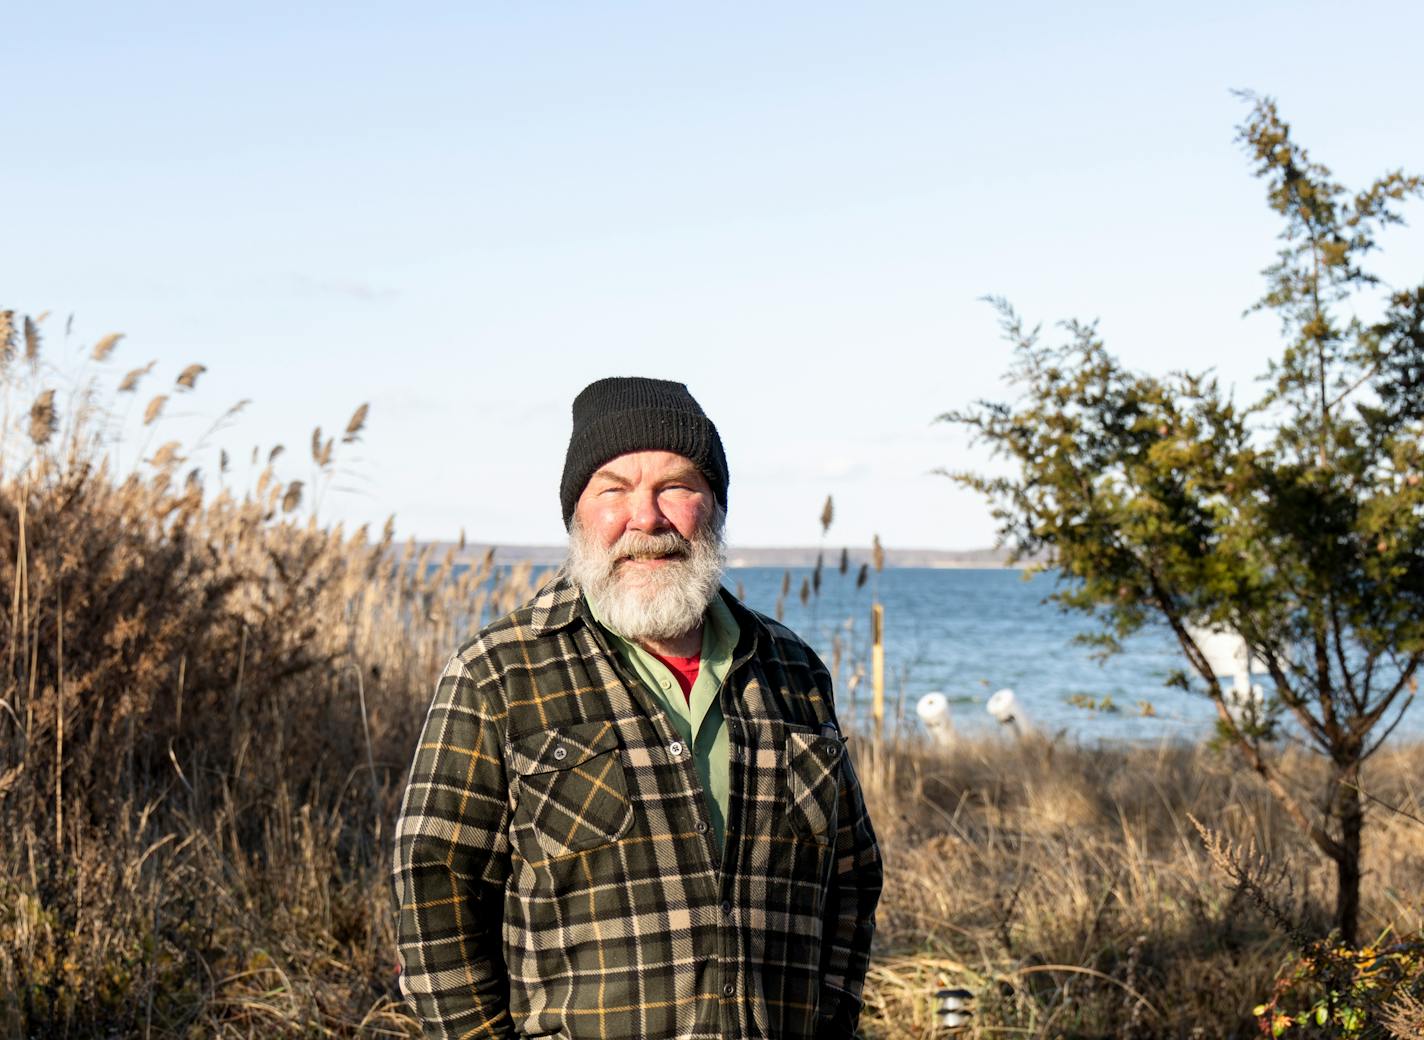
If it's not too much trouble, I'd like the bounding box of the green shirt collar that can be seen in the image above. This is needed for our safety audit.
[583,590,739,737]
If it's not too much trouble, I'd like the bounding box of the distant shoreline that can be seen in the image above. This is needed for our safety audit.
[416,542,1034,569]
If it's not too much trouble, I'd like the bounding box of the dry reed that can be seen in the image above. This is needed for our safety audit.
[90,333,122,362]
[0,314,540,1036]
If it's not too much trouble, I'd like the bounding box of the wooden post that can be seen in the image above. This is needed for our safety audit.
[871,603,885,740]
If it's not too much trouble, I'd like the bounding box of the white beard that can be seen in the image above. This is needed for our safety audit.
[567,506,727,641]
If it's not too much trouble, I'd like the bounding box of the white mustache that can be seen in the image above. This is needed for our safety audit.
[612,531,691,561]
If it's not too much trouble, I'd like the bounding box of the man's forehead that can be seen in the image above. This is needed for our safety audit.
[589,451,707,483]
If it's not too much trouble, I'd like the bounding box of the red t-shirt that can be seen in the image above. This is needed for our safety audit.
[652,652,701,702]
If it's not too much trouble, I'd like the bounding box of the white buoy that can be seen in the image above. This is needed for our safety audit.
[916,692,956,747]
[1185,623,1271,734]
[1185,623,1268,691]
[986,687,1034,736]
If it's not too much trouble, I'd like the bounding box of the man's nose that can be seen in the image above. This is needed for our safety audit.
[627,489,670,532]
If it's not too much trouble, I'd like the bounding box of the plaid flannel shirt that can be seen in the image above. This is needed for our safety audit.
[393,570,881,1040]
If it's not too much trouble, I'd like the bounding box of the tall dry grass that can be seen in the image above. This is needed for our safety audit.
[852,732,1424,1037]
[0,311,539,1036]
[2,310,1422,1037]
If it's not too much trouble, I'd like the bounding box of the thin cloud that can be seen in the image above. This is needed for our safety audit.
[282,274,400,302]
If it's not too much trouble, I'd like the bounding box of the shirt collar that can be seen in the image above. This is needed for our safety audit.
[528,566,585,635]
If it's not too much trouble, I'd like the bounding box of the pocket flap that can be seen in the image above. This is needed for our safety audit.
[510,719,620,776]
[786,729,844,778]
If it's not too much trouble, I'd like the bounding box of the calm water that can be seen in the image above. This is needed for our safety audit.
[478,564,1421,744]
[723,566,1424,745]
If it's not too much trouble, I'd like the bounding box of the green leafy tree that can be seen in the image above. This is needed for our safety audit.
[942,95,1424,944]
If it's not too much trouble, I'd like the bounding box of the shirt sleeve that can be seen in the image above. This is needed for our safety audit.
[393,652,516,1039]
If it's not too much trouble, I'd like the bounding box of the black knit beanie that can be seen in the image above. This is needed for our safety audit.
[560,376,729,528]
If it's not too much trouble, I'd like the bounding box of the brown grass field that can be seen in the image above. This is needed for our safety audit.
[3,314,1423,1038]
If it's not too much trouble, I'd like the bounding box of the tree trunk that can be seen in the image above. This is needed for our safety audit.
[1332,766,1363,945]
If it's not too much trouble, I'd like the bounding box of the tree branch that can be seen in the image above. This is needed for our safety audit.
[1312,627,1344,748]
[1355,654,1421,742]
[1258,647,1329,748]
[1327,590,1362,714]
[1362,689,1416,761]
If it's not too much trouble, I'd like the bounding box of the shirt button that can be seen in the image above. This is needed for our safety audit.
[720,900,732,915]
[552,746,567,761]
[660,678,671,689]
[669,741,684,757]
[695,820,708,834]
[722,982,735,997]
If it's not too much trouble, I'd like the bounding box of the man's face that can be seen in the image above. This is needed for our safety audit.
[574,450,715,560]
[568,450,725,640]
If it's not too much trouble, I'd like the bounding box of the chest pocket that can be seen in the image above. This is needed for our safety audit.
[784,725,843,844]
[510,720,632,861]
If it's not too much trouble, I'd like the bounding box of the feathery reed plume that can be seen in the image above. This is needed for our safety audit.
[310,427,322,463]
[458,527,466,552]
[0,310,14,368]
[1189,814,1309,947]
[820,494,834,535]
[342,403,369,443]
[813,552,823,595]
[91,333,123,362]
[268,444,285,463]
[282,480,303,513]
[196,399,249,448]
[23,315,40,363]
[29,389,58,445]
[220,449,229,474]
[118,360,155,392]
[856,562,868,589]
[799,576,810,606]
[839,547,848,575]
[317,436,334,468]
[175,364,206,390]
[872,533,886,572]
[781,569,791,598]
[143,394,168,425]
[149,441,184,469]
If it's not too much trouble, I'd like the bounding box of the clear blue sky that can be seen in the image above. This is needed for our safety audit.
[7,2,1423,549]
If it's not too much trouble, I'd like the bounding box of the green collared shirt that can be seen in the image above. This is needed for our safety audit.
[584,591,739,851]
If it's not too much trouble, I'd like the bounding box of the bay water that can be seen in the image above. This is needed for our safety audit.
[478,563,1422,744]
[724,565,1423,745]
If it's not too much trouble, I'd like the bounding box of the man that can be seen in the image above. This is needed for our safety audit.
[393,377,881,1040]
